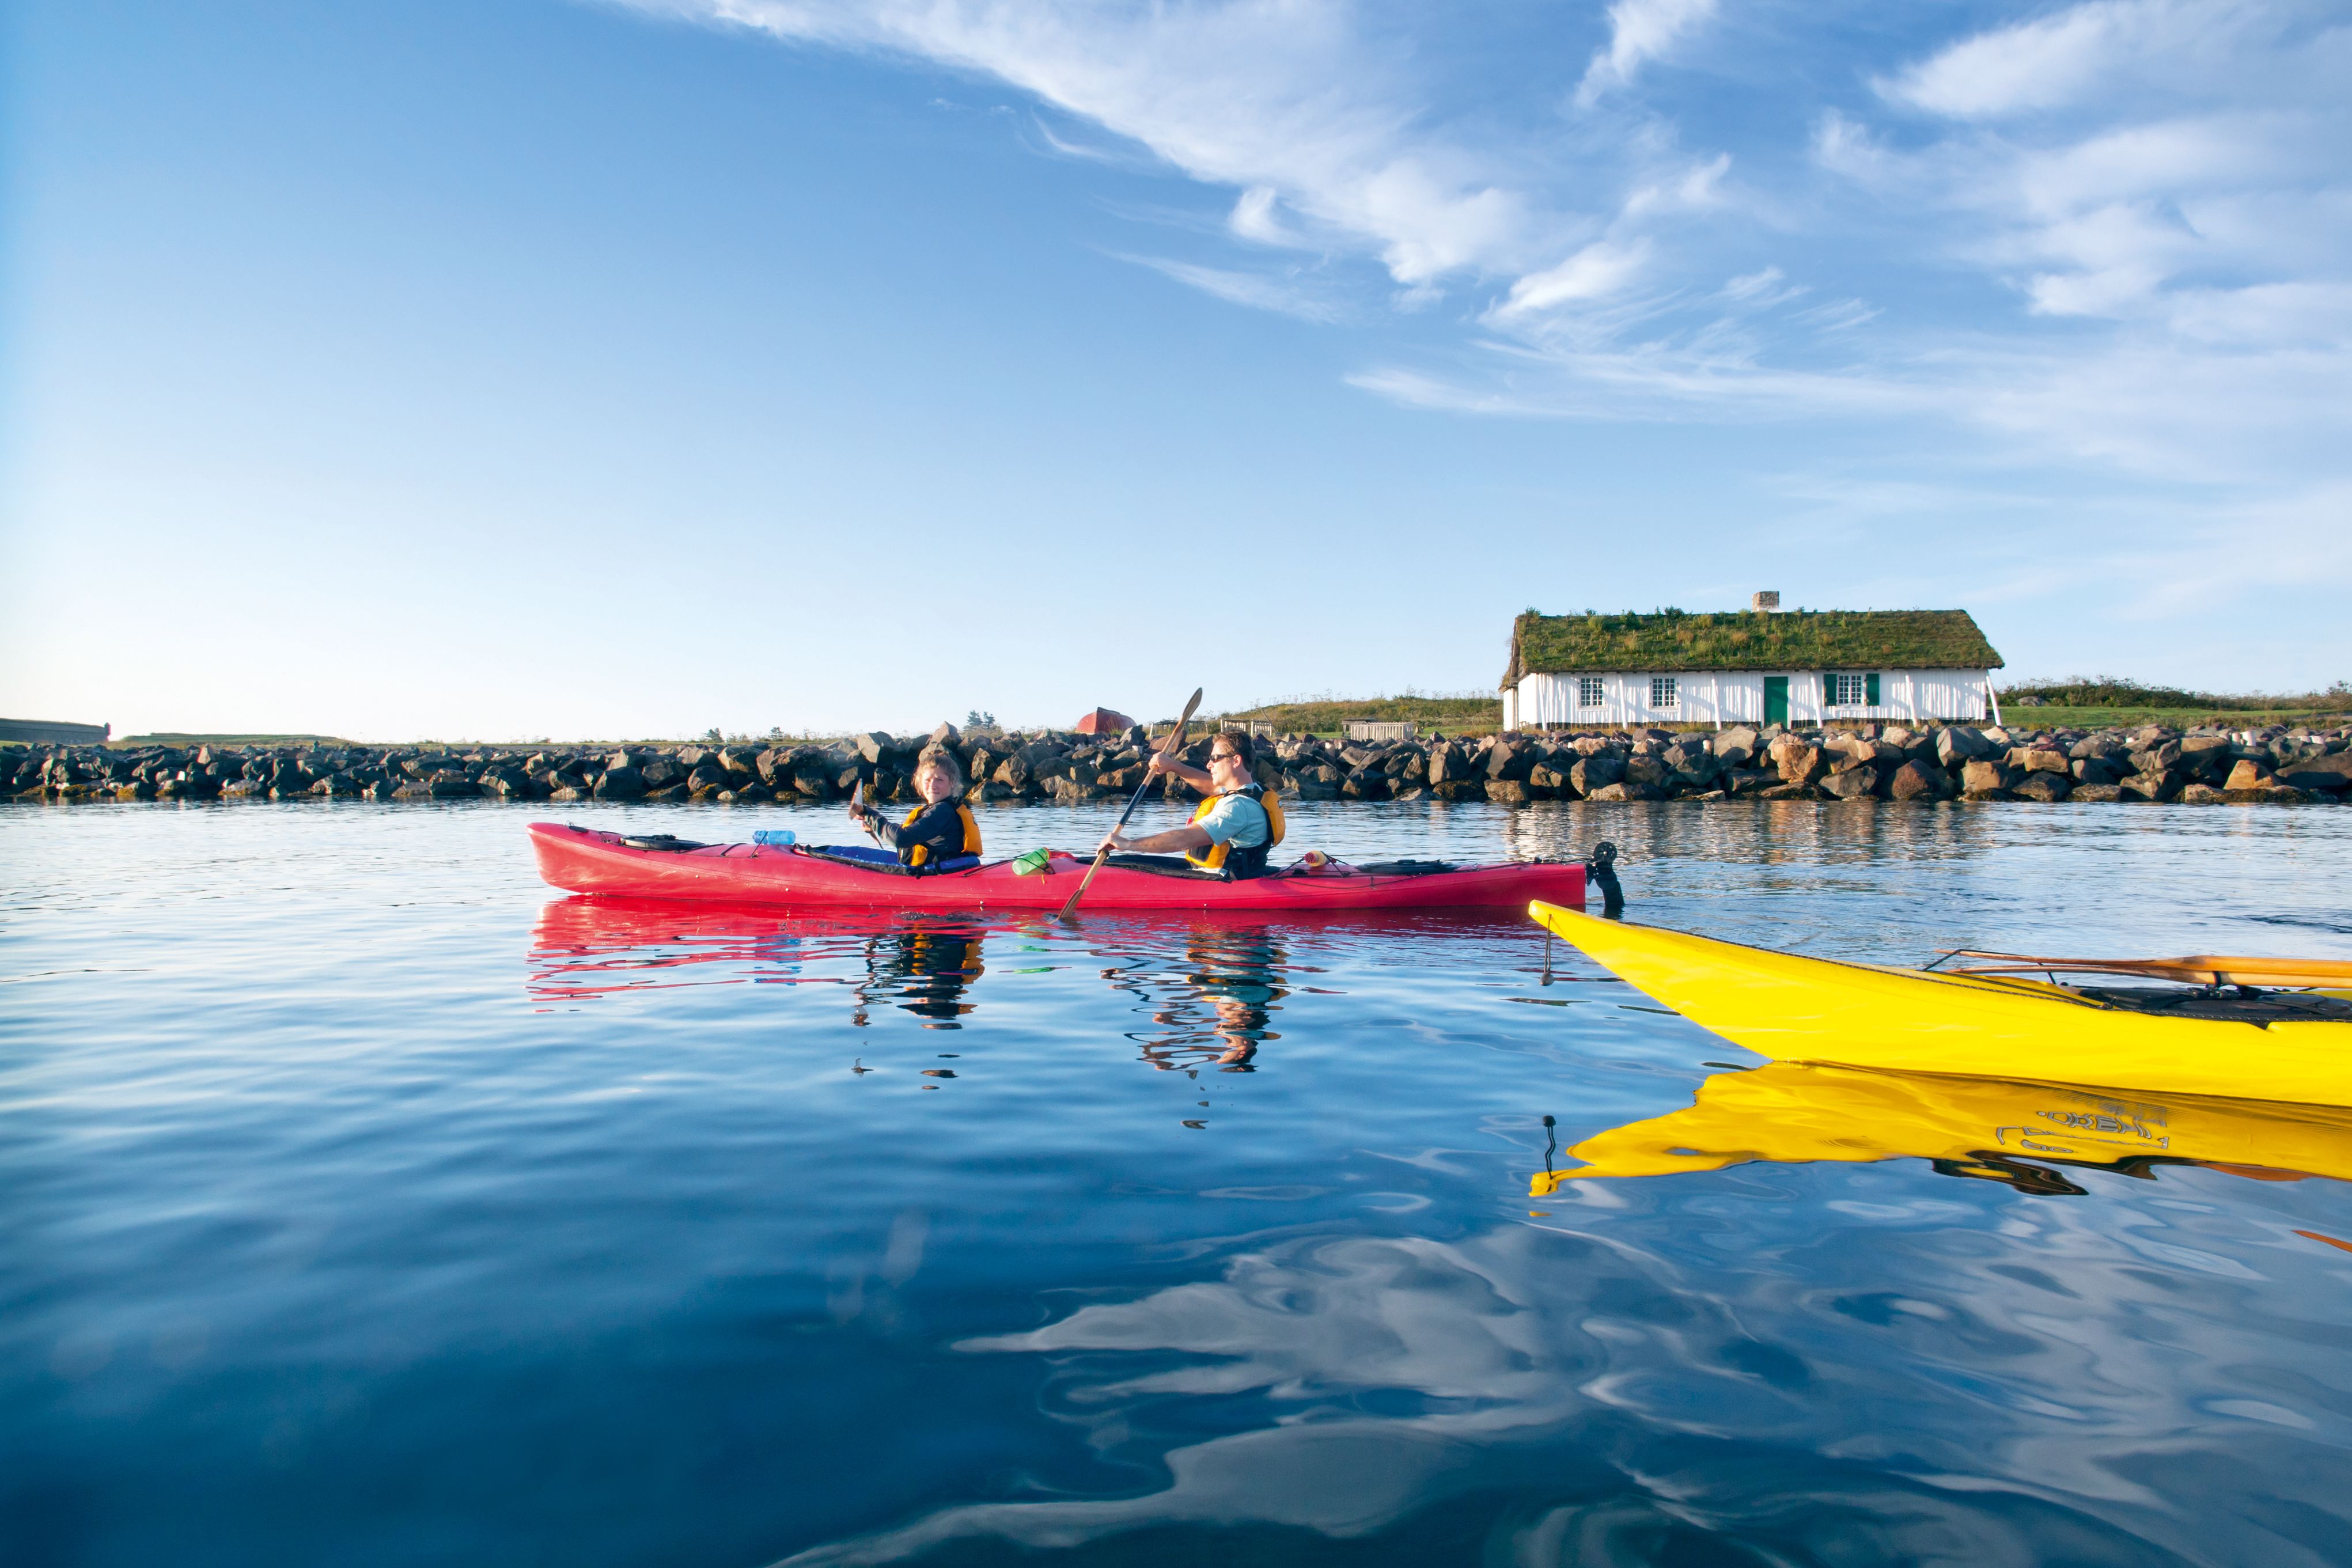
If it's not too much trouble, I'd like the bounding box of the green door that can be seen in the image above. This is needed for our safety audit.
[1763,676,1788,726]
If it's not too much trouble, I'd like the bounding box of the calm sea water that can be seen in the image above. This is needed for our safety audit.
[6,798,2352,1567]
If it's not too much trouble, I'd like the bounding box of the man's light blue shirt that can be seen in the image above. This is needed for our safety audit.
[1196,793,1270,848]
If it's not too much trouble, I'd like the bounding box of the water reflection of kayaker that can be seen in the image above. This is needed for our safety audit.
[854,923,986,1029]
[847,751,983,871]
[1099,732,1283,878]
[1124,926,1287,1070]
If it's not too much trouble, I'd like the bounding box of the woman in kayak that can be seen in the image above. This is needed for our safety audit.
[1100,731,1282,877]
[850,751,982,871]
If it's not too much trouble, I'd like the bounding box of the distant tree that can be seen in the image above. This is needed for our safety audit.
[767,726,785,741]
[964,709,996,728]
[703,727,722,743]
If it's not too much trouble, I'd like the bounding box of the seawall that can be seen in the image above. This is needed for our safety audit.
[8,718,2350,808]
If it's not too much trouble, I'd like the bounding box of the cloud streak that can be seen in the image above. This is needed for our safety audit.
[1576,0,1720,106]
[629,0,2352,547]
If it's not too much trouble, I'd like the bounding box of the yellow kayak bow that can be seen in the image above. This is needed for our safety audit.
[1527,900,2352,1107]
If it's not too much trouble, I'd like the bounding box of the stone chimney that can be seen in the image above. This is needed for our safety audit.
[1752,590,1781,612]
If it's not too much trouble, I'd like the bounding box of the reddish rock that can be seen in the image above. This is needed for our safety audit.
[2223,758,2274,791]
[1888,760,1946,801]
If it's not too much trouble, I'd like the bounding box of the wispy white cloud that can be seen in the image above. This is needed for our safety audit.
[646,0,1555,286]
[1113,253,1346,323]
[1881,0,2146,119]
[626,0,2352,506]
[1876,0,2283,120]
[1227,184,1298,246]
[1575,0,1720,107]
[1718,266,1796,304]
[1486,238,1650,321]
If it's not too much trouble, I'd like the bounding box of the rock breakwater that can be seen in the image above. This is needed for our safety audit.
[9,718,2350,809]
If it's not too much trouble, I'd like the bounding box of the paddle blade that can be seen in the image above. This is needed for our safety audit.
[1059,846,1118,919]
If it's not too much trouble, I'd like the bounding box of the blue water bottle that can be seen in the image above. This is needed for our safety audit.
[753,830,796,847]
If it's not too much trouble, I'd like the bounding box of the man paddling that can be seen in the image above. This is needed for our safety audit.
[1098,731,1282,878]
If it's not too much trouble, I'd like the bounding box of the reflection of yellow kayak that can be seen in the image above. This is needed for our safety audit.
[1533,1061,2352,1195]
[1528,900,2352,1106]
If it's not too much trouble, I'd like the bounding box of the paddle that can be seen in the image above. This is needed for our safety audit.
[1059,688,1203,921]
[850,780,883,849]
[1937,950,2352,989]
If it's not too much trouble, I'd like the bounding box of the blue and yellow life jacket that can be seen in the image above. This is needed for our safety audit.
[1184,783,1285,878]
[902,802,983,870]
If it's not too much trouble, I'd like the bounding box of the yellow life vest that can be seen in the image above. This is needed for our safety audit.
[901,802,983,869]
[1184,784,1284,877]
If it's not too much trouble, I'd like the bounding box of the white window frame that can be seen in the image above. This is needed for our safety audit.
[1577,676,1605,709]
[1650,675,1678,710]
[1828,672,1874,707]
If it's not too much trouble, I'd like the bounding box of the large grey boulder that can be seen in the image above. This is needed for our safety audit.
[2179,736,2233,781]
[1569,754,1624,794]
[1821,767,1879,800]
[2279,752,2352,792]
[1935,726,1998,766]
[2012,772,2071,802]
[1485,740,1534,781]
[1624,755,1671,789]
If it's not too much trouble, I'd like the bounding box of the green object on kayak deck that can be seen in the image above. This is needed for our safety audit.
[1012,849,1052,876]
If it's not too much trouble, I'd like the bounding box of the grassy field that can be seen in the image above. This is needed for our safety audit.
[1216,695,1502,733]
[1999,706,2352,730]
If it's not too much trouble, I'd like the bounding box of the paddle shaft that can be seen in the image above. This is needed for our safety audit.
[1059,688,1203,919]
[1941,949,2352,988]
[850,781,883,848]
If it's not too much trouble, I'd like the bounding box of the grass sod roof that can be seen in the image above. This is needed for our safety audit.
[1503,609,2004,687]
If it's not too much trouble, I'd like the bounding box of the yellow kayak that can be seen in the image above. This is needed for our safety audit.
[1533,1060,2352,1195]
[1527,900,2352,1106]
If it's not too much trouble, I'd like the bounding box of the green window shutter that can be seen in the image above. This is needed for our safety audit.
[1822,672,1835,709]
[1866,672,1880,706]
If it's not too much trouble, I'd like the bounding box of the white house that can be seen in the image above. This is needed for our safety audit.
[1498,604,2005,731]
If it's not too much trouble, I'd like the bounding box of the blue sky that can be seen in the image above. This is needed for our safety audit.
[3,0,2346,740]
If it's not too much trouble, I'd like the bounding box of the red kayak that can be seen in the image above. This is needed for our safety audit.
[528,821,1587,912]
